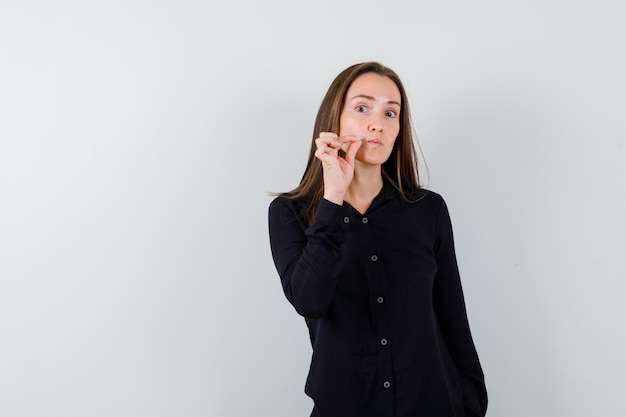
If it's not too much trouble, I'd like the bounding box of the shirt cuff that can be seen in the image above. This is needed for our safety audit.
[315,198,352,226]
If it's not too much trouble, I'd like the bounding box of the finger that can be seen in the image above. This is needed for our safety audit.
[343,139,363,165]
[319,132,342,150]
[315,136,342,152]
[314,145,334,160]
[319,132,339,144]
[314,140,338,160]
[336,135,365,151]
[337,135,364,144]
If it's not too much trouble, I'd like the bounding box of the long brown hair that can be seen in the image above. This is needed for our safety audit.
[282,62,422,225]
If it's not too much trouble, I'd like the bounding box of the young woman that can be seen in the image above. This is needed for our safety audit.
[268,62,487,417]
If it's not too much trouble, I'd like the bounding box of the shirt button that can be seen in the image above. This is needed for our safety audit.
[376,296,384,304]
[343,216,350,223]
[362,217,368,224]
[383,381,391,389]
[370,255,378,262]
[381,338,388,346]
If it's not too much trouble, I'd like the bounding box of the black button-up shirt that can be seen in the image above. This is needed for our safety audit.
[268,181,487,417]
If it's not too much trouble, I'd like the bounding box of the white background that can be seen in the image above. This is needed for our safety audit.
[1,1,625,416]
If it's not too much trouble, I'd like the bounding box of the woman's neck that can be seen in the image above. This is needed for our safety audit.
[345,165,383,214]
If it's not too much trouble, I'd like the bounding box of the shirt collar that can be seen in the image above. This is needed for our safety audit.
[380,178,399,201]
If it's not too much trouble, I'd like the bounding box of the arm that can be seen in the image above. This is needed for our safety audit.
[268,133,362,318]
[432,196,488,417]
[268,197,351,319]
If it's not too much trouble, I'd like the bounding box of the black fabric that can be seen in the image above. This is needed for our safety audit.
[268,181,487,417]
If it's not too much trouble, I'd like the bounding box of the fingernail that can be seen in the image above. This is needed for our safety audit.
[335,140,341,147]
[356,135,364,140]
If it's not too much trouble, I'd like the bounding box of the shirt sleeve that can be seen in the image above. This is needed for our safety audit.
[432,196,488,417]
[268,196,351,319]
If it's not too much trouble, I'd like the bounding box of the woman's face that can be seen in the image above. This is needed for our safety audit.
[338,73,401,167]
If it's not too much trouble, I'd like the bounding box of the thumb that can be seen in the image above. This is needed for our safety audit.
[344,139,363,165]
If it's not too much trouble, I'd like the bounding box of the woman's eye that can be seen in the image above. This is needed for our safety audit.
[386,110,397,118]
[355,105,368,112]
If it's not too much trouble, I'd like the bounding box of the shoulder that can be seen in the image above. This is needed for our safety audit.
[398,188,454,226]
[269,194,293,216]
[269,194,311,225]
[269,193,306,212]
[381,180,447,213]
[406,187,443,199]
[269,193,290,208]
[403,187,447,208]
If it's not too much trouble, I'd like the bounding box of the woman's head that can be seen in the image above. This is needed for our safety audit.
[338,71,401,168]
[314,62,405,143]
[288,62,421,222]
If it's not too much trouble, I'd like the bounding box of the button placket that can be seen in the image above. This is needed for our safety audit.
[359,212,393,396]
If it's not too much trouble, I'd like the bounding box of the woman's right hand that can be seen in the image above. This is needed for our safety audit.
[314,132,363,205]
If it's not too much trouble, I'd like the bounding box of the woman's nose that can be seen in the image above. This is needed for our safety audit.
[368,111,385,133]
[369,122,383,133]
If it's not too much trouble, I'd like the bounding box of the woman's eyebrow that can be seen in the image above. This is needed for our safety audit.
[349,94,401,107]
